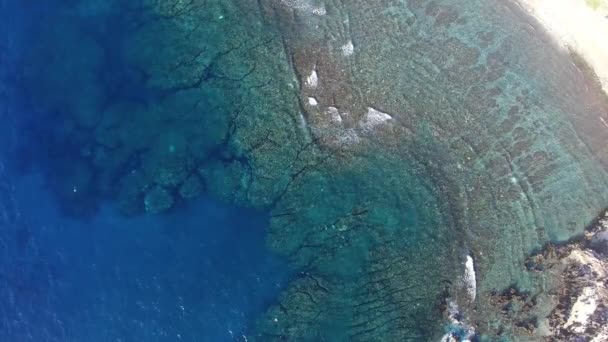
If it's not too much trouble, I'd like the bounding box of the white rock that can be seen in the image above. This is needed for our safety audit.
[341,41,354,56]
[565,286,598,333]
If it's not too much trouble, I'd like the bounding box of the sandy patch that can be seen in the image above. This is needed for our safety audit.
[516,0,608,94]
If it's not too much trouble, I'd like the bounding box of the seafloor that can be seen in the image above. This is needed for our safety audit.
[1,0,608,341]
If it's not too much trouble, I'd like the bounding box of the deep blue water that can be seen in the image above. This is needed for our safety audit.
[0,175,288,342]
[0,1,289,341]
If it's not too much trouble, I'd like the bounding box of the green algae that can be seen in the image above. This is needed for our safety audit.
[19,0,608,340]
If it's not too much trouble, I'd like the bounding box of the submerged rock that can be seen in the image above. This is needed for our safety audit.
[547,249,608,341]
[591,231,608,254]
[482,210,608,341]
[590,213,608,255]
[179,174,203,200]
[144,186,174,214]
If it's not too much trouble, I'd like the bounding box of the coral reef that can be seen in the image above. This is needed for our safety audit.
[178,174,203,200]
[144,186,174,214]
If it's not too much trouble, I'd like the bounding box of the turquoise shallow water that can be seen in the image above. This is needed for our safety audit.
[2,0,608,341]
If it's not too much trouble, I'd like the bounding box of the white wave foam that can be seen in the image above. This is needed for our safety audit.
[359,107,392,132]
[324,106,342,123]
[305,69,318,88]
[441,300,477,342]
[280,0,326,16]
[440,333,457,342]
[464,255,476,301]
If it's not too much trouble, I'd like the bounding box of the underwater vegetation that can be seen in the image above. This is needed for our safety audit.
[11,0,608,340]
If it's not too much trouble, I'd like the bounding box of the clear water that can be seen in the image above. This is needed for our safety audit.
[2,0,608,341]
[0,174,288,342]
[0,1,289,341]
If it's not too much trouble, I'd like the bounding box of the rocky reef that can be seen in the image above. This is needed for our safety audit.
[475,210,608,341]
[18,0,304,216]
[250,0,608,340]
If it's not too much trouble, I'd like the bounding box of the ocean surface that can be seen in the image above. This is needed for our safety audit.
[2,0,608,341]
[0,1,289,341]
[0,174,288,342]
